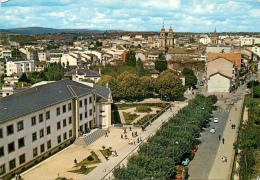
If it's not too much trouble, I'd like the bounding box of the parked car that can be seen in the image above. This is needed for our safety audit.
[210,127,216,133]
[182,158,190,166]
[214,118,219,123]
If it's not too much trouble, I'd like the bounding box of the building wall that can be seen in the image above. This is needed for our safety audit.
[207,74,230,93]
[206,58,235,79]
[208,53,241,69]
[6,60,35,76]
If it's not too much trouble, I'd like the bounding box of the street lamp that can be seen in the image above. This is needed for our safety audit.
[172,140,179,163]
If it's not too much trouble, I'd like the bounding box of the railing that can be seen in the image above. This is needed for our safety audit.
[101,105,181,180]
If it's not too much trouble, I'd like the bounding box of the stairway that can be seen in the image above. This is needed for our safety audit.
[82,129,106,146]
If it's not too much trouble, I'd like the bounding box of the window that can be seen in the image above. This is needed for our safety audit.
[33,147,37,157]
[85,111,88,118]
[31,116,36,126]
[89,109,92,116]
[84,98,87,105]
[89,97,92,104]
[0,146,4,157]
[62,105,66,113]
[0,164,5,175]
[68,103,71,111]
[63,119,67,127]
[63,132,67,140]
[19,154,26,164]
[32,132,37,141]
[17,121,24,131]
[57,135,61,144]
[69,130,72,137]
[7,124,14,135]
[56,107,60,116]
[47,126,51,135]
[57,122,61,130]
[79,100,83,107]
[9,159,16,170]
[18,138,25,148]
[80,113,83,120]
[0,128,2,138]
[47,140,51,149]
[39,129,44,138]
[39,113,43,123]
[46,111,50,120]
[8,142,15,153]
[40,144,45,153]
[69,117,72,124]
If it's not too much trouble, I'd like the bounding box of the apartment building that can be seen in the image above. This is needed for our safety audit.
[0,79,112,179]
[5,59,35,76]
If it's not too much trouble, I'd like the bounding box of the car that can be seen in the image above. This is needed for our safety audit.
[210,127,216,133]
[213,118,219,123]
[182,158,190,166]
[230,101,234,105]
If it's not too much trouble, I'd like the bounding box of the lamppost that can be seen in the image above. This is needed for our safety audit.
[172,140,179,163]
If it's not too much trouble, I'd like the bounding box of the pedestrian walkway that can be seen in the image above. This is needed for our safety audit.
[208,98,244,180]
[21,101,188,180]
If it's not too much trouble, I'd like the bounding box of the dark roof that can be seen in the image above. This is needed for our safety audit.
[64,69,101,77]
[0,79,94,123]
[93,84,110,100]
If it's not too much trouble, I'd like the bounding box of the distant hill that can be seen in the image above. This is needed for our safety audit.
[1,27,108,34]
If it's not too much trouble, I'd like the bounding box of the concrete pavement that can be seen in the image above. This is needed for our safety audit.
[208,97,244,179]
[21,101,188,180]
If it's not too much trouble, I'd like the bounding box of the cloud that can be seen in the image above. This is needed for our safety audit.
[0,0,259,32]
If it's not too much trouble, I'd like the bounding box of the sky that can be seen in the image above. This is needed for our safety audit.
[0,0,260,32]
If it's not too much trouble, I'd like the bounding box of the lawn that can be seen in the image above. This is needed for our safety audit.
[123,112,139,124]
[76,151,101,166]
[134,114,155,125]
[100,148,112,157]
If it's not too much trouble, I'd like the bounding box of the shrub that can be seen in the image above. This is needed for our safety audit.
[87,155,94,161]
[102,145,106,150]
[136,105,152,112]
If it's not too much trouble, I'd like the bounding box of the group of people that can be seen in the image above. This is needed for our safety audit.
[222,156,228,162]
[15,174,22,180]
[231,124,236,129]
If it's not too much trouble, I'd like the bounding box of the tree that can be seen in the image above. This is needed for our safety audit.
[155,55,167,72]
[139,76,155,98]
[125,51,136,67]
[156,70,186,100]
[136,58,145,77]
[19,73,29,83]
[182,67,197,88]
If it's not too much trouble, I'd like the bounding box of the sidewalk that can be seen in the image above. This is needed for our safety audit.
[85,102,188,180]
[21,101,188,180]
[208,98,244,180]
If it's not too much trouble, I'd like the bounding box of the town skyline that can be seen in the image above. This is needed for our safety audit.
[1,0,260,32]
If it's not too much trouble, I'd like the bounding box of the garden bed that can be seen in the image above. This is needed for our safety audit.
[123,112,139,124]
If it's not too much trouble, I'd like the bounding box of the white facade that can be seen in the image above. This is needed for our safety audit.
[0,80,112,179]
[6,60,35,76]
[207,73,231,93]
[238,37,260,46]
[200,37,211,45]
[135,52,146,61]
[60,53,78,67]
[247,46,260,57]
[1,49,12,58]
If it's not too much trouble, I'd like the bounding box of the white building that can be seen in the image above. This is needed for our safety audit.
[0,79,112,179]
[238,37,260,46]
[6,59,35,76]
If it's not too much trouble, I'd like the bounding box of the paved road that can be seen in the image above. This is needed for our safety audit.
[188,83,248,179]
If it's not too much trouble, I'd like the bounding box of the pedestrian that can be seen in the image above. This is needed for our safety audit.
[114,150,118,157]
[133,140,136,145]
[74,158,77,165]
[105,132,108,137]
[219,134,221,140]
[125,134,127,139]
[132,132,134,137]
[105,155,109,161]
[222,137,225,144]
[225,156,227,162]
[122,129,124,134]
[15,174,18,180]
[121,134,123,139]
[124,128,127,134]
[222,156,225,162]
[234,124,236,129]
[140,137,142,142]
[135,131,138,137]
[18,174,21,180]
[129,127,132,131]
[137,137,139,143]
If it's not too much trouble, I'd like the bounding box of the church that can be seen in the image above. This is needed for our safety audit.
[158,23,174,49]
